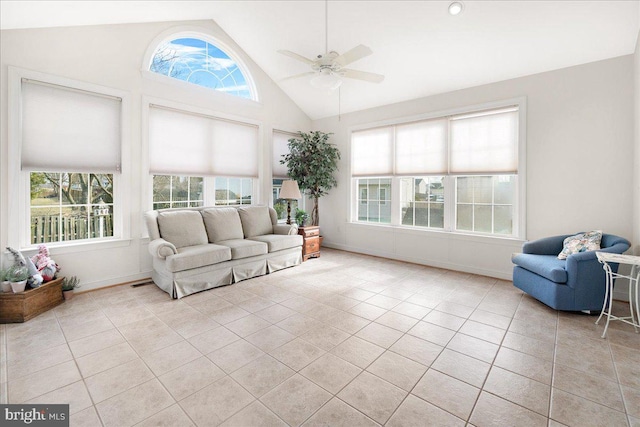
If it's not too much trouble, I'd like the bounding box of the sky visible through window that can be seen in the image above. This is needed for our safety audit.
[150,37,252,99]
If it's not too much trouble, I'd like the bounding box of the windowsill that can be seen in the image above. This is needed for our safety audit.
[347,221,525,245]
[19,238,134,256]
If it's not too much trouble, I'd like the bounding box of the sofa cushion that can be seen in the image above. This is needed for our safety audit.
[157,210,208,249]
[238,206,273,238]
[512,253,568,284]
[248,234,303,253]
[202,207,244,243]
[557,230,602,260]
[217,239,268,260]
[165,244,231,273]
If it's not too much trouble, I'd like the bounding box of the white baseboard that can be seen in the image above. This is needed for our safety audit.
[323,242,513,281]
[76,272,153,293]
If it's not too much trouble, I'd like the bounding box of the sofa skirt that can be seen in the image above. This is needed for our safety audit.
[153,247,302,299]
[232,258,268,283]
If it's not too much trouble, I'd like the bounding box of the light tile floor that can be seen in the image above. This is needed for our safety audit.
[1,248,639,426]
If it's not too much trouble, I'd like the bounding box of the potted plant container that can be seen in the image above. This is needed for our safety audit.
[61,276,80,300]
[6,265,29,293]
[0,268,11,293]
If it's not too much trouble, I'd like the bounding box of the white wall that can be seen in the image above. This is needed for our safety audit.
[0,20,311,291]
[314,55,635,281]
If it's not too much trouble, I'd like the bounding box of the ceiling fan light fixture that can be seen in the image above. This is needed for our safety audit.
[448,1,464,15]
[310,71,342,91]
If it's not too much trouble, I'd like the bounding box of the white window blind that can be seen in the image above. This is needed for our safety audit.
[273,131,295,178]
[351,127,394,177]
[21,79,121,172]
[149,106,259,177]
[395,119,447,175]
[450,108,518,174]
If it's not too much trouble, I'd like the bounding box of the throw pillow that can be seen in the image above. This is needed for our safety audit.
[157,210,208,249]
[557,231,602,260]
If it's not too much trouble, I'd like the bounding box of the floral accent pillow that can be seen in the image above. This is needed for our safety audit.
[557,231,602,260]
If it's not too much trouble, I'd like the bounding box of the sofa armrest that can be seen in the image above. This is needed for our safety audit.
[522,235,571,255]
[148,238,177,259]
[273,224,298,235]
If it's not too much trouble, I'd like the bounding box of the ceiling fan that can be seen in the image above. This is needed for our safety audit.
[278,46,384,90]
[277,1,384,90]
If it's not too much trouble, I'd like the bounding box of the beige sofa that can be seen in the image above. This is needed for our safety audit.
[145,205,302,298]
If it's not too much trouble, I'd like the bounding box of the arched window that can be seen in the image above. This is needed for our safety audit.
[149,36,255,100]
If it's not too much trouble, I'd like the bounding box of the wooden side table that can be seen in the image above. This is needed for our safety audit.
[298,225,320,261]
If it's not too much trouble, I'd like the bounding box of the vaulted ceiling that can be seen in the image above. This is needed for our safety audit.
[2,1,639,119]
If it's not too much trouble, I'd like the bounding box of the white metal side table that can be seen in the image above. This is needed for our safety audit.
[595,252,640,338]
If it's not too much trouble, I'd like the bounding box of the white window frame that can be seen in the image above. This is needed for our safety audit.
[142,96,262,212]
[379,188,387,206]
[349,97,527,240]
[151,175,205,210]
[7,66,131,250]
[150,176,258,210]
[141,27,260,104]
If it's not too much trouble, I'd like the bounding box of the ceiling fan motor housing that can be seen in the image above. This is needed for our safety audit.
[313,51,341,74]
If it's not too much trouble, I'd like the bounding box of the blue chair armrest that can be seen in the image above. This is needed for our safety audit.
[565,241,631,289]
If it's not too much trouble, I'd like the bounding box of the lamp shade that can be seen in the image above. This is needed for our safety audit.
[280,180,302,199]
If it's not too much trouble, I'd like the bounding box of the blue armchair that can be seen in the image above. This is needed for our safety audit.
[512,233,630,311]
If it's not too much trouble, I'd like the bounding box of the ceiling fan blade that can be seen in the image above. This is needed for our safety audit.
[341,69,385,83]
[277,50,315,65]
[334,44,373,67]
[279,71,316,82]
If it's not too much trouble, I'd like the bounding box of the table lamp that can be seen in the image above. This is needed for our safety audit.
[279,180,302,225]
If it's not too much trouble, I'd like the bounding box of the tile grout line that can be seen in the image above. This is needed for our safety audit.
[1,324,7,404]
[548,309,560,426]
[607,327,633,426]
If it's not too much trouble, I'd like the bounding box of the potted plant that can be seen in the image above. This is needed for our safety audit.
[0,268,11,293]
[6,265,29,293]
[280,131,340,227]
[61,276,80,300]
[295,208,309,226]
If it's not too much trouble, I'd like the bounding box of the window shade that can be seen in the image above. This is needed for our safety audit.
[450,108,518,174]
[149,106,259,177]
[273,131,295,178]
[351,127,394,176]
[395,119,447,175]
[21,79,121,172]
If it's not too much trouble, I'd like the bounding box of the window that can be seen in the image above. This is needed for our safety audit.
[14,74,124,247]
[148,104,259,209]
[456,175,515,235]
[30,173,114,244]
[272,130,303,222]
[401,176,445,228]
[360,188,368,203]
[356,178,392,223]
[152,175,203,210]
[351,104,522,237]
[149,37,255,100]
[215,178,252,206]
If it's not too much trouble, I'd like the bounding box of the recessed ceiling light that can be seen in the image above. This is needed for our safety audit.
[448,1,464,16]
